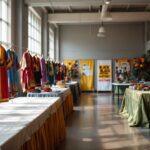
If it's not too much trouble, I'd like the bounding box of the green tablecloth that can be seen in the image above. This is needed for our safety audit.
[120,88,150,128]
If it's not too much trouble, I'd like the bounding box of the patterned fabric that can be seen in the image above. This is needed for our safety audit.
[56,63,61,81]
[53,62,57,83]
[40,57,47,85]
[27,91,61,97]
[20,51,35,92]
[0,45,9,101]
[7,49,20,96]
[46,61,54,85]
[33,56,42,86]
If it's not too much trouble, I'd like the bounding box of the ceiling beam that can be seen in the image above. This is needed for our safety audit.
[89,5,92,12]
[25,0,150,7]
[48,12,150,24]
[126,4,130,10]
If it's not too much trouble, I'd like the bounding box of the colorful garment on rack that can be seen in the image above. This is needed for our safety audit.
[40,57,47,85]
[56,63,61,81]
[20,51,35,92]
[46,60,54,85]
[53,62,57,84]
[0,45,9,101]
[33,56,42,86]
[61,64,67,80]
[7,49,20,97]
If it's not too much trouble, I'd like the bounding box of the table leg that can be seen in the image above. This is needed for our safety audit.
[112,85,114,103]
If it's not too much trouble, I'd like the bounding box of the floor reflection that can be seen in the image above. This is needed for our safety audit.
[57,93,150,150]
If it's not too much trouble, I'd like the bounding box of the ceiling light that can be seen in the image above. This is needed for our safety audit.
[105,0,111,5]
[97,32,105,37]
[98,24,106,33]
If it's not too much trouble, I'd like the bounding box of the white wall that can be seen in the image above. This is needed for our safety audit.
[60,23,145,61]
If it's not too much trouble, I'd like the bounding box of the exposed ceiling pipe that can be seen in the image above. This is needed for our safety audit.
[100,4,108,21]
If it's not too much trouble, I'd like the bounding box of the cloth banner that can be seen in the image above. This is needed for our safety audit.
[64,59,79,78]
[79,59,94,91]
[115,59,131,82]
[97,60,112,91]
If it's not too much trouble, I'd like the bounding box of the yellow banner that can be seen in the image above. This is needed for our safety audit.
[79,59,94,91]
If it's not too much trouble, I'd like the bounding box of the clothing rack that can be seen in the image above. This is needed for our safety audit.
[0,43,63,63]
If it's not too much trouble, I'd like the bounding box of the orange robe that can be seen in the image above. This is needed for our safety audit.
[0,45,9,101]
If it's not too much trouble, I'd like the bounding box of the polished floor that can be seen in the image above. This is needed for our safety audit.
[57,93,150,150]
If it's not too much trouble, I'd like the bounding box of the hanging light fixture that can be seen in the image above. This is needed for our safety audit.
[97,32,105,37]
[98,22,106,33]
[97,22,106,38]
[104,0,111,5]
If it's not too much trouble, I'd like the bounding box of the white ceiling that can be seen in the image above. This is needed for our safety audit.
[25,0,150,24]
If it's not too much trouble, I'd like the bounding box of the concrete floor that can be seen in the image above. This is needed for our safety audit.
[57,93,150,150]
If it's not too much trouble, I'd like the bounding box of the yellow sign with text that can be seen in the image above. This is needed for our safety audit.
[99,65,111,81]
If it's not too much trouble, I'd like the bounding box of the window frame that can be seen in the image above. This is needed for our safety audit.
[49,27,54,60]
[28,7,41,56]
[0,0,11,49]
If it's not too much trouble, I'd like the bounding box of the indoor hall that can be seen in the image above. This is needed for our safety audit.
[0,0,150,150]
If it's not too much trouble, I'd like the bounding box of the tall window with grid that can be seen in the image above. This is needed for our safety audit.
[28,8,41,55]
[0,0,11,49]
[49,28,54,60]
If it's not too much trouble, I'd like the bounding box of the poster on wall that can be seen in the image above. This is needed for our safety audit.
[97,60,112,91]
[79,60,94,91]
[64,59,79,79]
[115,59,131,83]
[82,64,92,76]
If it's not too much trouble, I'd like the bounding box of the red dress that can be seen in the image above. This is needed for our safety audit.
[20,51,35,92]
[0,45,9,101]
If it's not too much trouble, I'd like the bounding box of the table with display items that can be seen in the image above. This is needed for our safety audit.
[0,97,65,150]
[65,81,81,103]
[27,87,73,119]
[120,88,150,128]
[112,82,131,103]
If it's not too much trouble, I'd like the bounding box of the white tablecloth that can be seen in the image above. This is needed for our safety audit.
[0,97,61,150]
[27,87,71,102]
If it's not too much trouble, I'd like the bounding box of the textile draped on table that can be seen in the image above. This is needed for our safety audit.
[7,49,20,96]
[0,45,9,101]
[79,59,94,91]
[20,51,35,92]
[33,56,42,86]
[120,88,150,128]
[40,57,47,85]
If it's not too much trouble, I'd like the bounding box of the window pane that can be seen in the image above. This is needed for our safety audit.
[2,21,7,42]
[2,1,7,22]
[28,9,41,55]
[49,28,54,60]
[0,0,10,49]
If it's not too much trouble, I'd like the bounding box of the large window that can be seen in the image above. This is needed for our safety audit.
[0,0,11,49]
[49,28,54,60]
[28,8,41,55]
